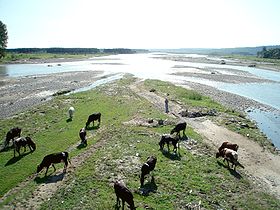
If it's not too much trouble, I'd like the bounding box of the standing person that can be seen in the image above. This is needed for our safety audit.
[165,98,169,113]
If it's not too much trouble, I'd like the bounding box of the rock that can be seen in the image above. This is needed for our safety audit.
[147,119,153,123]
[158,119,164,125]
[179,110,188,117]
[220,60,226,64]
[240,123,249,128]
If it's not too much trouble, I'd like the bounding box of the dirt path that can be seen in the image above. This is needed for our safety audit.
[130,80,280,199]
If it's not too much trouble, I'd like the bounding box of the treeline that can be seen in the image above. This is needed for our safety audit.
[152,45,280,56]
[6,48,138,54]
[257,47,280,59]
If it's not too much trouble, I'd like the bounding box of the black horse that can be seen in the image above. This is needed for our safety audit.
[4,127,22,149]
[85,112,101,128]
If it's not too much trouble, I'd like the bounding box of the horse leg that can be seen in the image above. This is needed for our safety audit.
[52,164,56,172]
[45,166,49,176]
[167,142,170,151]
[17,147,21,156]
[4,139,9,149]
[122,199,125,210]
[116,196,120,208]
[63,161,68,173]
[28,145,32,152]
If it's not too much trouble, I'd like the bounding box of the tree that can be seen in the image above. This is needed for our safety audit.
[257,47,280,59]
[0,20,8,59]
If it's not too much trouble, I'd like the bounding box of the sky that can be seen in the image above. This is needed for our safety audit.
[0,0,279,49]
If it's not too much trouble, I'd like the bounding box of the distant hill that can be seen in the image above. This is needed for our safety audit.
[150,45,280,56]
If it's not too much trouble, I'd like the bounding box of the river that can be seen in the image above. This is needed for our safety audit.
[0,53,280,148]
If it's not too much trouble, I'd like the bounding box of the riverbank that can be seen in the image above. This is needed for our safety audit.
[0,69,276,119]
[0,76,279,209]
[157,54,280,72]
[0,53,99,65]
[0,70,109,118]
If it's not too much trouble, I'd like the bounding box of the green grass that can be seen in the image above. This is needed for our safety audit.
[223,55,280,66]
[143,79,276,152]
[0,76,279,209]
[143,79,225,111]
[40,124,279,209]
[0,52,105,63]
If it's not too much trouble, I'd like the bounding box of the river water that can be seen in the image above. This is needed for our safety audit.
[0,53,279,148]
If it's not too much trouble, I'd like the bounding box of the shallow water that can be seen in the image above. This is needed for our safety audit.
[171,61,280,82]
[219,83,280,110]
[248,109,280,148]
[0,61,95,77]
[67,73,125,94]
[1,53,280,148]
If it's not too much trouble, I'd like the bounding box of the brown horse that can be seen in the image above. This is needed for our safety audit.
[13,136,36,157]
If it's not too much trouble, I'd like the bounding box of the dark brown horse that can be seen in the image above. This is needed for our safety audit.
[4,127,21,149]
[85,112,101,128]
[13,136,36,157]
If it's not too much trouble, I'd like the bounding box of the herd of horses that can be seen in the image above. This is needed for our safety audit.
[2,109,243,209]
[2,111,102,174]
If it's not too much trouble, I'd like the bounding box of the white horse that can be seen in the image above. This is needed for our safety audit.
[68,107,75,119]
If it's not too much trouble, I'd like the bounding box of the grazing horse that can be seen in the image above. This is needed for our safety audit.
[4,127,21,148]
[37,152,70,176]
[85,112,101,128]
[68,107,75,119]
[218,141,239,152]
[140,156,157,187]
[13,136,36,157]
[170,121,186,138]
[216,148,244,170]
[79,128,87,145]
[114,180,136,210]
[159,134,179,152]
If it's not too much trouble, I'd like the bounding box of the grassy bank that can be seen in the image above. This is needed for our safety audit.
[223,54,280,67]
[0,76,279,209]
[0,53,103,64]
[142,79,275,152]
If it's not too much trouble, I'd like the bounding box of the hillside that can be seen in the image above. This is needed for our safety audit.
[151,45,280,56]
